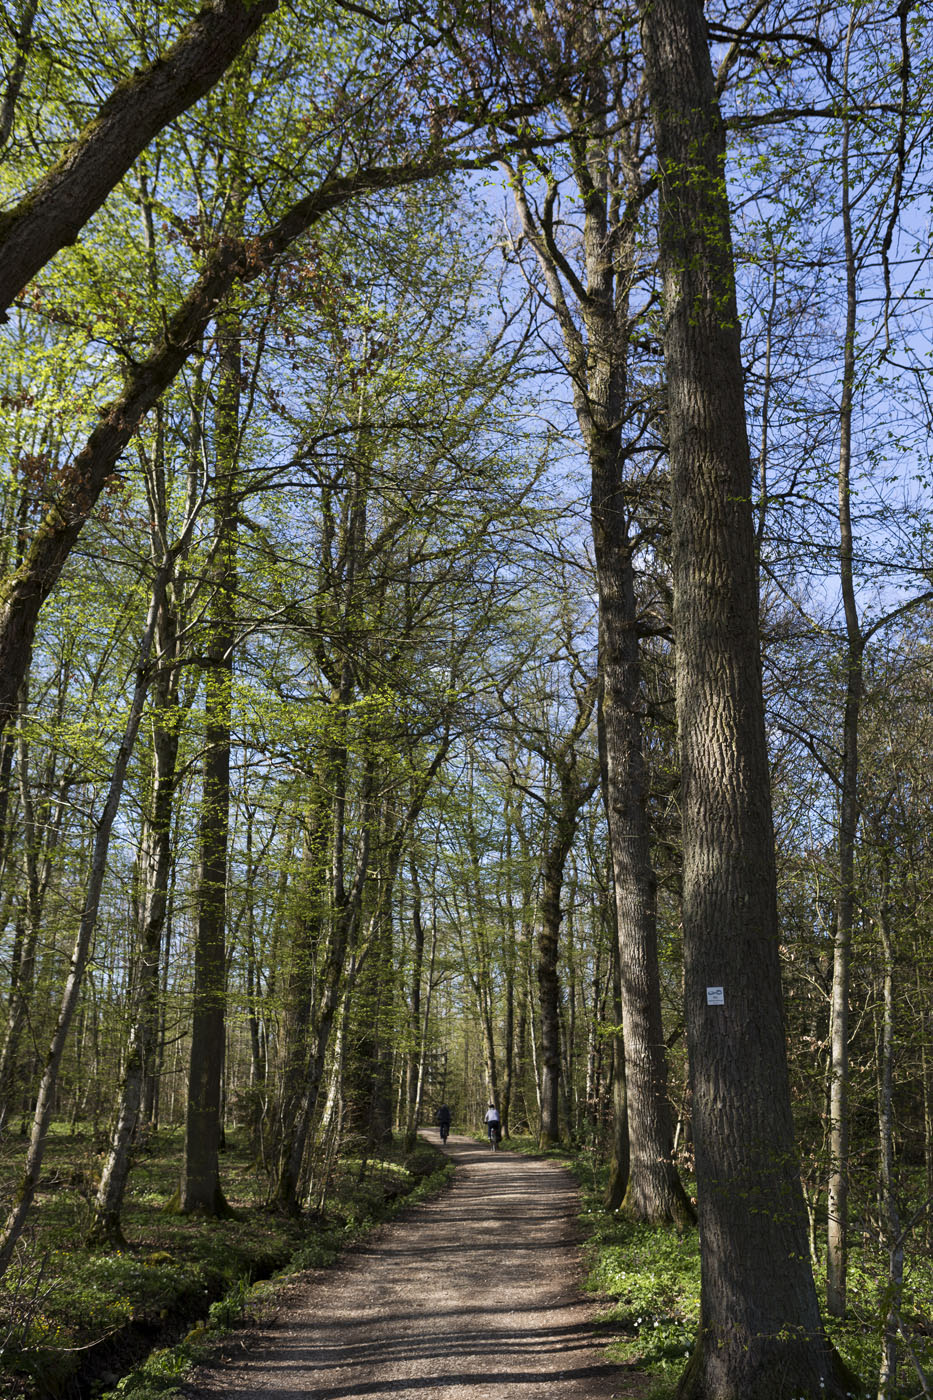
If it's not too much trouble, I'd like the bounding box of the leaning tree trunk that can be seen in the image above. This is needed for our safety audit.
[89,588,182,1245]
[640,0,859,1393]
[0,0,278,318]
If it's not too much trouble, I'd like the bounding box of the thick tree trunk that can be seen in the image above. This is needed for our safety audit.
[508,17,689,1216]
[639,0,858,1393]
[537,837,565,1147]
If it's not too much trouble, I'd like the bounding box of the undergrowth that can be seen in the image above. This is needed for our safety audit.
[101,1148,453,1400]
[0,1127,452,1400]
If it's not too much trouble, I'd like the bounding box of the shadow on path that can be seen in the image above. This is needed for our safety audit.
[187,1133,646,1400]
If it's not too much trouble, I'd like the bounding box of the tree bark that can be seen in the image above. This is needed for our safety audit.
[535,700,597,1148]
[875,887,901,1400]
[536,808,575,1147]
[639,0,858,1392]
[507,11,689,1217]
[603,882,630,1211]
[403,861,425,1152]
[273,754,375,1214]
[0,0,39,155]
[827,18,861,1314]
[89,585,182,1244]
[595,454,692,1226]
[178,314,238,1217]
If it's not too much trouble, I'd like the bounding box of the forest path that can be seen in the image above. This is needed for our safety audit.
[185,1133,645,1399]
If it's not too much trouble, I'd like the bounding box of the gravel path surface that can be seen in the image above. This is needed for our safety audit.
[186,1134,645,1399]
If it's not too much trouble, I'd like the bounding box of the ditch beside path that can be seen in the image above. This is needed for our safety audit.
[185,1133,647,1400]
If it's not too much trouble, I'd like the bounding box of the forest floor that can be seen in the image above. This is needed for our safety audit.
[183,1132,648,1400]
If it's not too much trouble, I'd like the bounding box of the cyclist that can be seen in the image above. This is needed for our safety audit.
[484,1102,501,1150]
[436,1103,451,1144]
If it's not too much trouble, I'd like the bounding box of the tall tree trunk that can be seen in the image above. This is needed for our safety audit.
[412,873,439,1142]
[919,959,933,1253]
[275,796,330,1183]
[827,18,861,1315]
[537,747,597,1148]
[89,586,182,1244]
[604,888,630,1211]
[0,718,42,1132]
[639,0,858,1392]
[508,16,690,1217]
[273,761,375,1213]
[876,883,901,1400]
[537,819,571,1147]
[403,860,425,1151]
[500,920,517,1141]
[596,461,692,1226]
[179,315,239,1217]
[0,679,71,1130]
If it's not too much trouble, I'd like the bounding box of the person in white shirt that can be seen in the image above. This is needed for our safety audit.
[483,1102,501,1150]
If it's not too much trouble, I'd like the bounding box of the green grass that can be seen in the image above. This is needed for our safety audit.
[0,1126,453,1400]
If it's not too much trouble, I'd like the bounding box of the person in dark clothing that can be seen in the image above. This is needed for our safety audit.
[436,1104,451,1143]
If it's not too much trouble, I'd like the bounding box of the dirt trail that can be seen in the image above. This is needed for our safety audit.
[186,1134,645,1399]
